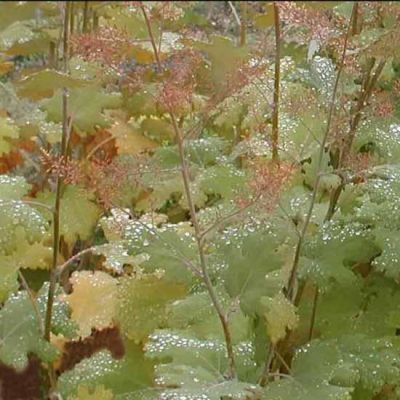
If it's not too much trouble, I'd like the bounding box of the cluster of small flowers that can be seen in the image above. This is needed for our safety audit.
[371,89,395,118]
[278,2,335,42]
[151,2,184,21]
[70,26,133,68]
[41,149,146,209]
[158,49,202,111]
[326,36,360,75]
[40,150,83,185]
[86,157,145,209]
[343,152,373,180]
[237,161,296,212]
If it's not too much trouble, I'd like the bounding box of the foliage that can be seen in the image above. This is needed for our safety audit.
[0,1,400,400]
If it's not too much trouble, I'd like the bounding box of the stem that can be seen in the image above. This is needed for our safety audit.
[93,11,99,30]
[308,286,319,341]
[199,193,262,242]
[228,1,241,28]
[240,2,247,47]
[18,271,44,336]
[82,0,89,33]
[258,344,275,386]
[56,247,95,278]
[49,41,56,68]
[325,59,385,221]
[70,1,74,35]
[86,135,115,160]
[271,1,281,163]
[140,3,236,378]
[351,1,359,35]
[285,4,355,301]
[44,1,70,393]
[258,5,356,385]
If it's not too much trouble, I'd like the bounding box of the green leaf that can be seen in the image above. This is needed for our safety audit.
[146,328,256,386]
[166,289,251,344]
[299,281,364,338]
[0,200,49,253]
[151,379,260,400]
[59,341,154,399]
[16,69,87,100]
[302,148,340,191]
[200,165,246,200]
[0,83,63,143]
[69,385,114,400]
[37,282,77,339]
[0,20,51,55]
[136,170,207,212]
[93,242,142,274]
[117,274,187,342]
[37,185,101,245]
[299,221,379,291]
[0,117,19,155]
[5,226,52,270]
[372,228,400,280]
[192,35,249,90]
[254,4,275,29]
[140,229,197,285]
[0,291,57,370]
[263,340,353,400]
[0,259,18,303]
[223,231,286,316]
[0,175,29,200]
[42,86,122,135]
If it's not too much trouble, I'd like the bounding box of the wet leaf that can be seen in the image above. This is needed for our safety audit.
[62,271,118,338]
[17,69,87,100]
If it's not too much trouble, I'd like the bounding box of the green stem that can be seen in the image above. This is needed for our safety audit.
[285,4,355,301]
[140,2,236,378]
[308,286,319,341]
[258,4,357,384]
[325,59,385,221]
[44,1,71,393]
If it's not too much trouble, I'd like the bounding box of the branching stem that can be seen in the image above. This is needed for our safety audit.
[258,4,356,385]
[140,2,236,378]
[325,58,385,221]
[44,1,71,393]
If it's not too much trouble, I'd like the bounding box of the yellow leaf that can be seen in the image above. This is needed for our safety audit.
[62,271,118,338]
[0,61,13,75]
[69,385,114,400]
[12,227,52,270]
[254,4,275,29]
[107,110,157,154]
[261,292,299,344]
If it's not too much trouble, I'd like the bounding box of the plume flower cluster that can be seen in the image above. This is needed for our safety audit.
[278,1,336,42]
[41,151,145,209]
[237,161,296,212]
[40,150,83,185]
[158,49,202,111]
[70,26,134,67]
[371,89,395,118]
[150,2,184,21]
